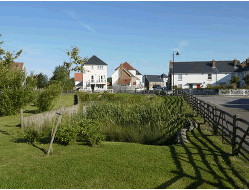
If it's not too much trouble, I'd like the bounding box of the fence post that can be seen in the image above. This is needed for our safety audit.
[213,106,217,135]
[20,109,23,129]
[232,114,238,155]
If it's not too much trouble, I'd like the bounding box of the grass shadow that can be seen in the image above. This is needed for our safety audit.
[0,130,11,135]
[156,123,249,189]
[23,109,40,114]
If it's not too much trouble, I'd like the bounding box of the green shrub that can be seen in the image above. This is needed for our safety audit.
[55,122,79,145]
[78,118,105,146]
[36,84,62,112]
[22,127,43,144]
[77,92,99,102]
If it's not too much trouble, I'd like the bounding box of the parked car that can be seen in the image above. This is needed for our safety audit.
[153,85,162,90]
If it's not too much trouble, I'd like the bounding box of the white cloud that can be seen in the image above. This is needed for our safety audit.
[173,40,189,52]
[68,10,95,32]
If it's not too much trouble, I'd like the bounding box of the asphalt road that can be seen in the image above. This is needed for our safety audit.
[196,96,249,120]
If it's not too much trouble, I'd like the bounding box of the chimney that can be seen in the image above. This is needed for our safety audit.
[169,60,173,68]
[233,58,238,67]
[212,59,216,68]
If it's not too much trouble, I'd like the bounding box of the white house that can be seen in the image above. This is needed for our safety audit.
[74,55,108,92]
[112,62,143,89]
[168,59,240,89]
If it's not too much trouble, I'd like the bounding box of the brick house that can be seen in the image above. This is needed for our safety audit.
[112,62,143,89]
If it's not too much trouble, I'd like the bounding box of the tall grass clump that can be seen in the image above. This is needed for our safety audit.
[86,95,191,145]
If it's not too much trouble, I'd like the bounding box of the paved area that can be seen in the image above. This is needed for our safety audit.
[196,95,249,155]
[196,96,249,121]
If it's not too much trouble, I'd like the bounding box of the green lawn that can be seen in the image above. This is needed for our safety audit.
[0,94,248,188]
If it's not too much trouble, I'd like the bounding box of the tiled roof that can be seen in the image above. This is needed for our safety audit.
[85,55,107,65]
[10,62,24,70]
[172,60,240,74]
[74,73,82,81]
[145,75,164,82]
[115,62,135,70]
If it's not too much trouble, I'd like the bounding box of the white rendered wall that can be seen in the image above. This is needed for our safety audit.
[172,73,232,89]
[111,69,120,86]
[83,65,108,90]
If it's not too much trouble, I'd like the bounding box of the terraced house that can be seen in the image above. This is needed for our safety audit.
[74,55,108,92]
[168,59,241,89]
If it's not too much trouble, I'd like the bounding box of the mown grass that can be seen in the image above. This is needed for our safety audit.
[0,93,248,188]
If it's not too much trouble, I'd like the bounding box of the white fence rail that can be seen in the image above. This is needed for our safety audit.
[220,89,249,96]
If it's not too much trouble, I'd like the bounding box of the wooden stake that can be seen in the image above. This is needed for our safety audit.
[47,112,62,156]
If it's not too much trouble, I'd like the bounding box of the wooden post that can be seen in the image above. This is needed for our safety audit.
[213,106,217,135]
[232,114,238,155]
[20,109,23,129]
[47,112,62,156]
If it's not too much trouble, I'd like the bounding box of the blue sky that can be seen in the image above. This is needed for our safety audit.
[1,1,249,78]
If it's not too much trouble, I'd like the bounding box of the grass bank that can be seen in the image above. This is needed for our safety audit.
[0,93,248,188]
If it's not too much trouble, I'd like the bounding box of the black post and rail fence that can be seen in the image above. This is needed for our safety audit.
[176,89,249,160]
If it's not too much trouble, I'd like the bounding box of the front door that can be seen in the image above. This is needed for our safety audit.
[91,84,95,92]
[189,84,193,89]
[197,84,200,89]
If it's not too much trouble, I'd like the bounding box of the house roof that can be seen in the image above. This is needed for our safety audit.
[85,55,107,65]
[115,62,135,70]
[145,75,164,82]
[117,78,131,85]
[161,73,167,78]
[171,60,240,74]
[75,81,83,87]
[9,62,24,70]
[74,73,82,81]
[136,70,142,75]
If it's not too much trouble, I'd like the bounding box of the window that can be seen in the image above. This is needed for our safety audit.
[178,84,182,88]
[178,74,182,81]
[92,66,94,70]
[97,65,103,70]
[208,74,212,80]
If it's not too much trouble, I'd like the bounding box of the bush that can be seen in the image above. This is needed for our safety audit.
[55,122,79,145]
[78,118,105,146]
[22,127,43,144]
[36,84,62,112]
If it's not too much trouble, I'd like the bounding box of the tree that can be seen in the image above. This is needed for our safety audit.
[0,34,36,116]
[230,76,240,88]
[50,65,69,83]
[35,73,48,89]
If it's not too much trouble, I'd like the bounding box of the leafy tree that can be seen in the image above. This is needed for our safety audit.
[0,34,36,116]
[50,65,69,83]
[64,46,88,73]
[230,76,240,87]
[35,73,48,89]
[64,78,75,91]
